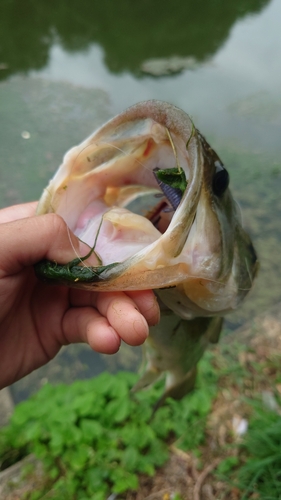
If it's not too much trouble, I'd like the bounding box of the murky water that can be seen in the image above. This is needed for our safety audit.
[1,0,280,401]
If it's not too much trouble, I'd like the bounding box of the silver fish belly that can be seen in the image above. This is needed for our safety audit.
[35,100,258,399]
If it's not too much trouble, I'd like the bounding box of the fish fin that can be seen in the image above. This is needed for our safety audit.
[208,316,223,344]
[131,367,162,393]
[152,366,197,414]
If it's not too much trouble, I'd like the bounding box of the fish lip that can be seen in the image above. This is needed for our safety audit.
[161,131,203,258]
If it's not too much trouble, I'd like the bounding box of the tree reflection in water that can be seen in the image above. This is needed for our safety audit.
[0,0,270,80]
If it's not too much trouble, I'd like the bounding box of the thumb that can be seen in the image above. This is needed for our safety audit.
[0,214,89,275]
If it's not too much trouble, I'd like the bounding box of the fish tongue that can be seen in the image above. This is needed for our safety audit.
[78,207,161,266]
[75,199,109,233]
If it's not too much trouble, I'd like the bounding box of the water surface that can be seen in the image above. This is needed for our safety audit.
[0,0,280,400]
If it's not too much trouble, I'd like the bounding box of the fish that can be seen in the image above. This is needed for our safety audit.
[35,100,258,401]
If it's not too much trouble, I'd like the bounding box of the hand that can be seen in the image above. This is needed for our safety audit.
[0,203,160,389]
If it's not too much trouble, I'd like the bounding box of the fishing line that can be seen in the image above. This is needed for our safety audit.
[97,140,158,174]
[166,127,181,173]
[244,257,253,286]
[66,224,81,261]
[63,142,113,272]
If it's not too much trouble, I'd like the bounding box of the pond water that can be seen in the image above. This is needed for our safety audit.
[0,0,280,401]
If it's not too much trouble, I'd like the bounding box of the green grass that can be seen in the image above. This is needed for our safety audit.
[3,340,281,500]
[236,400,281,500]
[214,339,281,500]
[0,357,218,500]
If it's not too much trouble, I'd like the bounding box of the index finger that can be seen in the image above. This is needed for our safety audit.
[95,292,150,346]
[70,288,160,328]
[0,202,38,223]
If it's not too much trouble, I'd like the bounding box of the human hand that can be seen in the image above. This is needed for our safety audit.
[0,203,160,389]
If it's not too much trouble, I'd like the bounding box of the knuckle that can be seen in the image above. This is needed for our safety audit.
[45,213,66,233]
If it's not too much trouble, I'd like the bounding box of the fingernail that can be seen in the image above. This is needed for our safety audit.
[133,315,149,341]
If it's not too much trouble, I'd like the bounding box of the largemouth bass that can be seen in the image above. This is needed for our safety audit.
[35,100,258,400]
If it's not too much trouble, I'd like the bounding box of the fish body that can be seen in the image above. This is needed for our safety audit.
[36,100,258,399]
[132,305,223,404]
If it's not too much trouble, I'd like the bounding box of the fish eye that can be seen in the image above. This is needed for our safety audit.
[212,162,229,197]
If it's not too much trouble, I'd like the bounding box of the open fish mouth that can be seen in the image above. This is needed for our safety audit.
[35,100,258,317]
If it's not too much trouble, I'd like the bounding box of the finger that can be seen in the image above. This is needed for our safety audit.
[0,202,38,223]
[69,290,150,346]
[0,214,91,275]
[125,290,160,326]
[70,288,160,327]
[62,306,121,354]
[95,292,149,346]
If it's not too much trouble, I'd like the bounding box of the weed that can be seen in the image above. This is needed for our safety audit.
[236,400,281,500]
[0,360,217,499]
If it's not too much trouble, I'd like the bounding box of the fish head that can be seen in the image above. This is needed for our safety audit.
[36,100,258,317]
